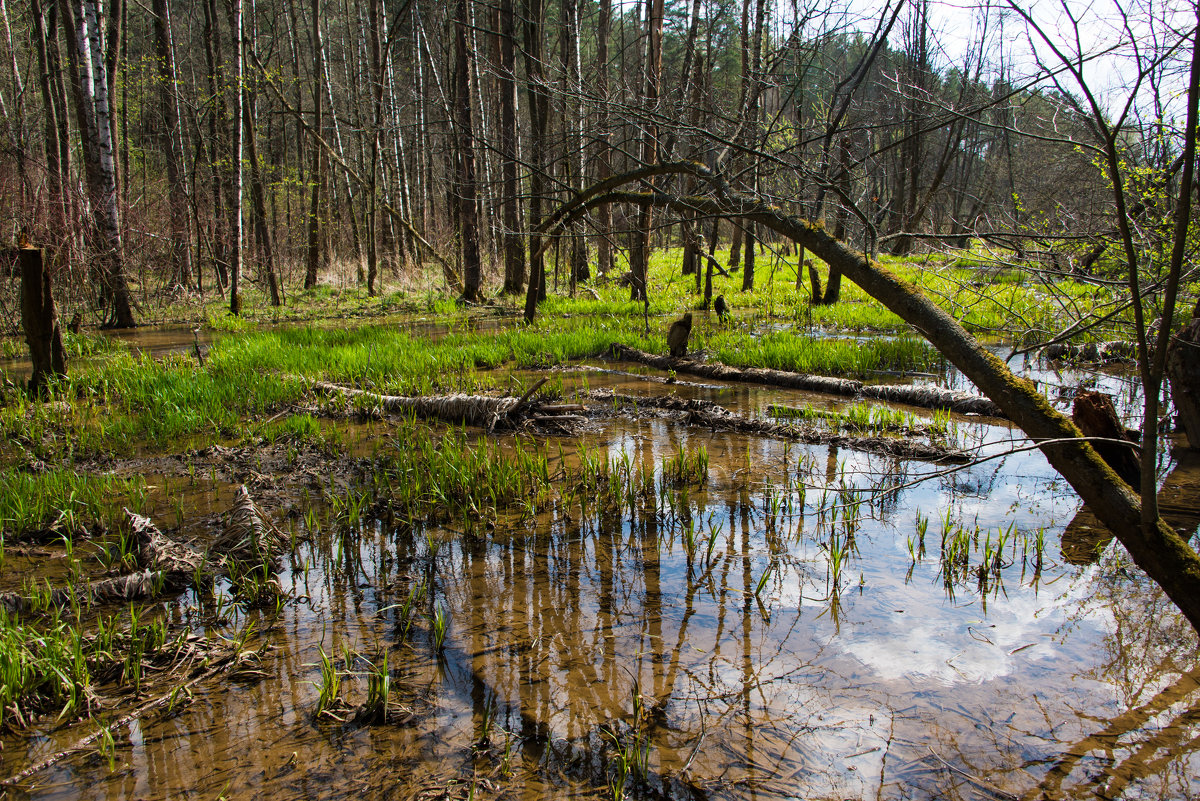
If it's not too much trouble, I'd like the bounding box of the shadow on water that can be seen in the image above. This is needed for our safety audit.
[1,351,1198,800]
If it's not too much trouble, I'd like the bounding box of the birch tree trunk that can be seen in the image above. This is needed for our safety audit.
[66,0,135,328]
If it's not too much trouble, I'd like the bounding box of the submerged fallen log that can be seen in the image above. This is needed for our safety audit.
[609,345,1005,418]
[0,642,256,788]
[0,511,203,614]
[1043,340,1137,364]
[209,485,288,569]
[0,487,283,614]
[587,390,971,463]
[310,379,585,432]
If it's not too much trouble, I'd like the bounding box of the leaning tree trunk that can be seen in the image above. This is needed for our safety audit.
[536,163,1200,634]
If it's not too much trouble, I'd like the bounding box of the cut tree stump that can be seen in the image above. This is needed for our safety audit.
[19,247,66,395]
[1167,318,1200,449]
[1072,390,1140,487]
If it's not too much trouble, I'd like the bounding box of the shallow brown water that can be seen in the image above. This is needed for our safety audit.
[2,361,1199,801]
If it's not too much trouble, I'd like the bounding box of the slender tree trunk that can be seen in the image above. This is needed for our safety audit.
[32,0,67,237]
[244,52,279,305]
[227,0,244,315]
[453,0,482,302]
[498,0,523,294]
[64,0,135,328]
[366,0,384,296]
[594,0,613,278]
[304,0,323,288]
[629,0,664,304]
[202,0,229,292]
[741,221,756,291]
[1,0,30,202]
[522,0,549,322]
[561,0,588,288]
[152,0,192,290]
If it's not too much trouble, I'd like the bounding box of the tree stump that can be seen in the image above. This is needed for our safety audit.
[1072,390,1140,487]
[807,261,823,304]
[19,247,66,396]
[1167,318,1200,449]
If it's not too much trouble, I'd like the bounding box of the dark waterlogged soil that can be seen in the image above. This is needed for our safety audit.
[1,326,1199,801]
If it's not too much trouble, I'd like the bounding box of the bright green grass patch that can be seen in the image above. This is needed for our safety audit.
[0,608,91,727]
[1,309,953,459]
[769,401,954,438]
[0,468,146,538]
[713,331,942,376]
[257,412,325,444]
[573,243,1137,342]
[364,420,554,524]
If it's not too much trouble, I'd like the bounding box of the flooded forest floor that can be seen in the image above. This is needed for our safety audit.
[1,266,1199,801]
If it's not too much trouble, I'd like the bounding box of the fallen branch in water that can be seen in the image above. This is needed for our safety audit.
[0,645,255,788]
[0,488,284,614]
[0,511,203,614]
[609,344,1005,418]
[209,485,288,569]
[586,391,971,462]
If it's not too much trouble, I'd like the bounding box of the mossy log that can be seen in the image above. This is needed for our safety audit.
[609,344,1004,418]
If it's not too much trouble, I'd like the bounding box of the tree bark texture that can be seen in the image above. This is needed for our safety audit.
[151,0,192,290]
[1168,318,1200,449]
[453,0,482,302]
[65,0,135,327]
[19,247,67,396]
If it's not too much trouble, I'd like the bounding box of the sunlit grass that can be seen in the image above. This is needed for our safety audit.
[714,331,941,375]
[0,469,146,539]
